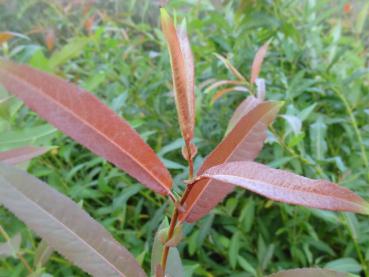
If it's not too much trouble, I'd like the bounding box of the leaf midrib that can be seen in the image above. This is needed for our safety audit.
[1,69,170,194]
[0,174,125,276]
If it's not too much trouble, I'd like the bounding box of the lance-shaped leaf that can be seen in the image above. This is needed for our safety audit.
[0,60,172,196]
[226,96,263,134]
[0,162,147,277]
[267,268,349,277]
[199,161,369,214]
[250,43,269,84]
[179,101,282,222]
[161,9,195,149]
[0,146,48,165]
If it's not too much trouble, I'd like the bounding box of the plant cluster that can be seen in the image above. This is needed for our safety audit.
[0,5,368,277]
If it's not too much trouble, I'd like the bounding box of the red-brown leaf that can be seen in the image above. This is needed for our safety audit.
[161,9,195,148]
[0,60,173,196]
[250,42,269,84]
[226,96,263,134]
[179,101,282,222]
[0,146,48,165]
[0,32,14,44]
[200,161,369,214]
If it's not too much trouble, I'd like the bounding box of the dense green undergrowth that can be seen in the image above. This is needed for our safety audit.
[1,0,369,276]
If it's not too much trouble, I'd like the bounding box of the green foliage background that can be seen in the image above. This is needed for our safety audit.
[1,0,369,276]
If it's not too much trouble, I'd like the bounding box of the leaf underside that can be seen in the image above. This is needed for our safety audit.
[0,146,48,165]
[201,161,369,215]
[0,60,172,195]
[0,162,146,277]
[180,101,281,222]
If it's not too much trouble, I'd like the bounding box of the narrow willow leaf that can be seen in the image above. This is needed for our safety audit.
[310,116,327,160]
[165,225,183,247]
[204,80,244,94]
[267,268,349,277]
[34,240,54,267]
[0,60,172,196]
[180,102,281,222]
[151,218,184,277]
[251,43,269,84]
[200,161,369,214]
[161,9,195,150]
[0,32,28,44]
[0,146,48,165]
[226,96,263,134]
[214,53,246,81]
[0,233,21,258]
[0,162,146,277]
[48,37,89,69]
[210,86,247,104]
[0,124,56,151]
[325,258,361,273]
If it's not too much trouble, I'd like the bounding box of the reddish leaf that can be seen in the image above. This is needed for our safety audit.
[0,60,173,196]
[0,162,147,277]
[180,101,282,222]
[250,43,269,84]
[161,9,195,150]
[226,96,263,134]
[0,146,48,165]
[204,80,244,94]
[0,32,14,44]
[44,29,56,51]
[210,86,247,104]
[200,161,369,214]
[214,53,246,81]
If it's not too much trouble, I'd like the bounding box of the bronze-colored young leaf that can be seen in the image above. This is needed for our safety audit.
[0,60,172,196]
[179,101,282,222]
[250,42,269,84]
[0,162,147,277]
[267,268,349,277]
[0,146,48,165]
[161,9,195,151]
[226,96,263,134]
[200,161,369,215]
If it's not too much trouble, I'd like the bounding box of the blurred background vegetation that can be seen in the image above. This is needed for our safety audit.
[1,0,369,276]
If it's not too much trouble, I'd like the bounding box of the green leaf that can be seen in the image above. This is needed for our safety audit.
[325,258,361,273]
[0,162,146,277]
[0,125,56,151]
[48,37,89,69]
[310,116,327,160]
[229,231,241,269]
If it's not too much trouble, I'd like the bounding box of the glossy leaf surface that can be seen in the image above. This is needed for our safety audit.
[0,146,48,165]
[180,101,281,222]
[161,9,195,148]
[200,161,369,214]
[0,60,172,195]
[0,162,146,277]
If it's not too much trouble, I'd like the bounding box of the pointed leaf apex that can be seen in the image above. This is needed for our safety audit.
[160,8,170,22]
